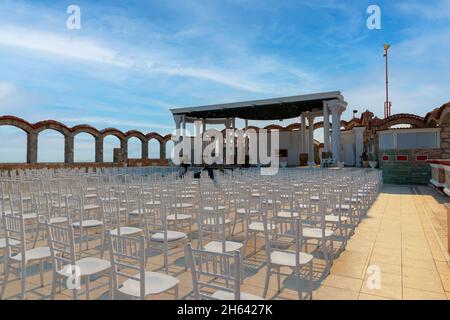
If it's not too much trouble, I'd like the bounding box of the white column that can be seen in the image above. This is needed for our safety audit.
[328,100,347,163]
[307,113,315,165]
[181,115,186,138]
[323,101,330,152]
[202,119,206,134]
[301,113,306,153]
[244,119,249,156]
[353,127,365,167]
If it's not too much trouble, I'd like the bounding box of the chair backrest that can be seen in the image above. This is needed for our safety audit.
[101,198,121,233]
[2,213,26,262]
[108,232,146,299]
[186,243,241,300]
[263,214,304,269]
[46,222,77,272]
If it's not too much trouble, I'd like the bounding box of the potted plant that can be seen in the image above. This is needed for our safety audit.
[368,152,378,169]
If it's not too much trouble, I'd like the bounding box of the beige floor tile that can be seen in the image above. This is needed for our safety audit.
[322,274,363,292]
[360,283,402,300]
[403,287,447,300]
[313,285,359,300]
[403,274,445,294]
[358,293,391,300]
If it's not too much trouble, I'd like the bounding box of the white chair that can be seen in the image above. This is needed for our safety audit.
[46,222,112,300]
[187,243,263,300]
[0,213,51,299]
[143,200,187,273]
[108,232,179,300]
[262,215,313,300]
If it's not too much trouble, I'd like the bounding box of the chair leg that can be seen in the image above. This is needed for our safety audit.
[295,268,301,300]
[309,260,313,300]
[276,267,281,292]
[262,266,271,298]
[174,285,179,300]
[39,260,44,287]
[50,272,57,300]
[86,276,90,300]
[20,263,27,300]
[0,256,10,299]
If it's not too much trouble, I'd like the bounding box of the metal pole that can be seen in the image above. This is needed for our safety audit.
[384,44,391,118]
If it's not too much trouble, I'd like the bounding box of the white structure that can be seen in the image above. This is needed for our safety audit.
[170,91,348,166]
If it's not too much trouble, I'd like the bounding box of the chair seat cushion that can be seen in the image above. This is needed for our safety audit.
[167,213,192,221]
[248,222,275,232]
[171,203,193,209]
[71,219,103,228]
[11,246,51,262]
[211,290,264,300]
[204,241,243,253]
[151,230,186,242]
[325,215,348,223]
[270,250,313,267]
[110,227,142,236]
[58,257,111,277]
[49,217,68,224]
[0,237,19,249]
[302,227,333,238]
[236,208,259,214]
[119,271,179,297]
[277,211,299,218]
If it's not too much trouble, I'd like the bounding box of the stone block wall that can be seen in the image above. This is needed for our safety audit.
[379,148,442,184]
[440,125,450,158]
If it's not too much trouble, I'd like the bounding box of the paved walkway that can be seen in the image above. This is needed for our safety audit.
[314,184,450,300]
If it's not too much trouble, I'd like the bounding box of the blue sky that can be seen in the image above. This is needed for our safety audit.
[0,0,449,162]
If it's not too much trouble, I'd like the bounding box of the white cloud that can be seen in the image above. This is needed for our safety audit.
[396,0,450,20]
[0,25,133,67]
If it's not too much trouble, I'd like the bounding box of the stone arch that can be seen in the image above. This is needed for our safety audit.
[375,114,427,131]
[34,120,71,137]
[0,115,32,134]
[71,125,100,138]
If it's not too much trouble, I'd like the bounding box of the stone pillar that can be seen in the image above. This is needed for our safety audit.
[120,139,128,162]
[160,141,166,160]
[440,125,450,158]
[329,99,347,163]
[27,131,38,164]
[95,137,104,163]
[64,134,74,164]
[323,101,330,152]
[301,114,306,153]
[142,140,149,159]
[353,127,365,167]
[307,114,315,165]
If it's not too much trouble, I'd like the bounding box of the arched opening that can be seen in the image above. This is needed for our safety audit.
[165,140,174,160]
[37,129,65,163]
[0,125,27,163]
[103,135,121,163]
[127,137,142,159]
[149,139,161,159]
[74,133,95,163]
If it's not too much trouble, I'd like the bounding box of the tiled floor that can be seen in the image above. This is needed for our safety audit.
[1,184,449,300]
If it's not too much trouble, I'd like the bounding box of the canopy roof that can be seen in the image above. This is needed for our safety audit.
[170,91,344,121]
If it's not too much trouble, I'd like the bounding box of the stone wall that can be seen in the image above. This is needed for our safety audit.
[379,148,442,184]
[440,125,450,158]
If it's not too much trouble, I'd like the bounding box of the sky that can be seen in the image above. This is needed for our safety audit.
[0,0,449,162]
